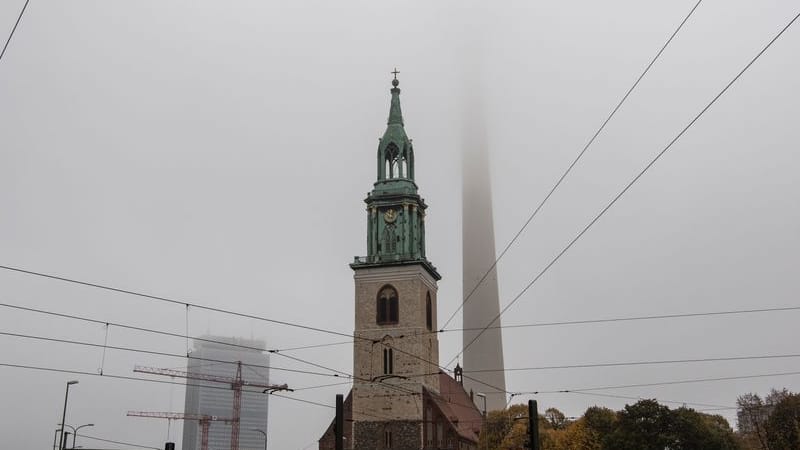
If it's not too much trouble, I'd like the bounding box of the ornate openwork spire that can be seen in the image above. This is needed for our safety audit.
[377,71,414,182]
[352,73,439,280]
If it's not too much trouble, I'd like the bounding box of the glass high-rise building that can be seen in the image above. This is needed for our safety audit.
[182,336,270,450]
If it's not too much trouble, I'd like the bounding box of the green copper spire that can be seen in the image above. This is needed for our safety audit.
[388,73,404,126]
[351,73,440,280]
[377,73,415,184]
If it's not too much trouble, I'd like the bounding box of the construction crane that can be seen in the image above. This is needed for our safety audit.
[134,362,290,450]
[126,411,231,450]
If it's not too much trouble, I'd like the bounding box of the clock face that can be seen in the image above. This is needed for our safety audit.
[384,209,397,223]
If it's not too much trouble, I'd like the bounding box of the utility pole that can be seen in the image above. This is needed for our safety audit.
[335,394,344,450]
[528,399,539,450]
[58,380,79,450]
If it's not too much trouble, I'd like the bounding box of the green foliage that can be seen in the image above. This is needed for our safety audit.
[764,393,800,449]
[481,400,740,450]
[478,404,529,450]
[541,419,601,450]
[583,406,617,435]
[736,388,796,450]
[545,408,568,430]
[605,399,674,450]
[670,407,740,450]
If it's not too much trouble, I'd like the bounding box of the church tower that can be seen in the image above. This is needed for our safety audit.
[349,74,442,449]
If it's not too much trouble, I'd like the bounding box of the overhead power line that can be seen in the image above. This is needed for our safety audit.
[0,302,428,399]
[0,302,429,398]
[564,391,734,410]
[507,390,734,411]
[7,299,796,383]
[0,303,351,377]
[0,265,355,340]
[507,369,800,395]
[0,330,344,379]
[292,381,353,391]
[0,278,414,401]
[78,434,161,450]
[0,301,351,355]
[440,0,704,330]
[441,305,800,332]
[0,361,415,423]
[463,352,800,374]
[0,0,31,63]
[0,302,365,389]
[448,10,800,368]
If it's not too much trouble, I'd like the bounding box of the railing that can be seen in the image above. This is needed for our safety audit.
[353,254,419,264]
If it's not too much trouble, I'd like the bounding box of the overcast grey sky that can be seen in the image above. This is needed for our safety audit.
[1,1,798,449]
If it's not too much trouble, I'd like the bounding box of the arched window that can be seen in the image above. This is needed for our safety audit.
[425,292,433,331]
[426,406,434,446]
[382,223,397,254]
[383,347,394,375]
[384,427,393,448]
[377,285,399,324]
[384,143,407,179]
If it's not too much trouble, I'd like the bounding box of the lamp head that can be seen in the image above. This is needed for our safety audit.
[67,380,79,385]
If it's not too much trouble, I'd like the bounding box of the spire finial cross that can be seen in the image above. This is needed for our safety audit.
[391,68,400,80]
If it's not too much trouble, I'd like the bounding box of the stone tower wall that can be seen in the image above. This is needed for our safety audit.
[351,264,439,425]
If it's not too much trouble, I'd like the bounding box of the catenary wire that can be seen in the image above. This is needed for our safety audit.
[0,326,478,413]
[292,381,354,391]
[0,330,435,398]
[275,340,353,352]
[441,305,800,332]
[440,0,704,330]
[5,359,760,427]
[0,329,345,378]
[9,299,796,369]
[6,294,797,397]
[448,10,800,368]
[503,369,800,395]
[0,301,427,398]
[0,303,382,393]
[0,297,491,396]
[0,269,430,399]
[0,301,350,355]
[0,265,357,340]
[77,434,161,450]
[0,361,417,423]
[0,361,392,420]
[7,299,797,358]
[462,352,800,373]
[0,0,31,62]
[562,391,734,410]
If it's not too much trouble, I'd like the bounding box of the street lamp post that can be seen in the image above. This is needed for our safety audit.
[72,423,94,449]
[58,380,79,450]
[62,425,76,449]
[475,392,487,417]
[475,393,488,450]
[251,428,267,450]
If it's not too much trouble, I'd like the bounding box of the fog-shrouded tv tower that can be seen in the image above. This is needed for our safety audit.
[461,86,507,412]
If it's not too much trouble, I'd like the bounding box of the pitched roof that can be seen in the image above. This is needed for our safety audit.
[425,373,484,443]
